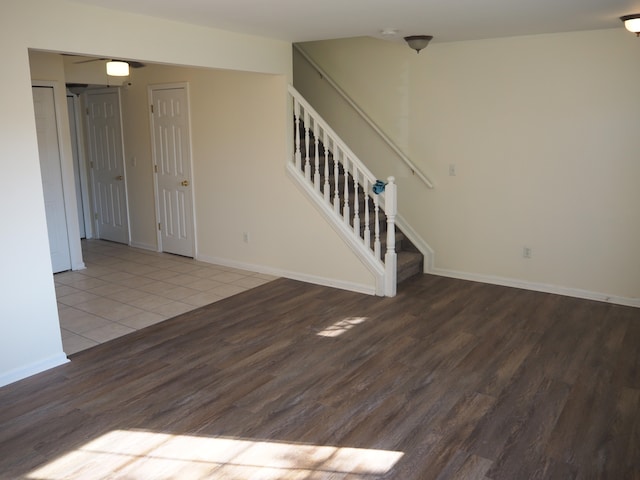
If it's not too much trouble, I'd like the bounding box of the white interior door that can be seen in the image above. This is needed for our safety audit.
[86,89,129,244]
[150,85,195,257]
[32,86,72,273]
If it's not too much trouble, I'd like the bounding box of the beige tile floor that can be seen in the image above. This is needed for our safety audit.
[55,240,277,355]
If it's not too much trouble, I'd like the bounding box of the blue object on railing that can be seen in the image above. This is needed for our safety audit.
[373,180,387,194]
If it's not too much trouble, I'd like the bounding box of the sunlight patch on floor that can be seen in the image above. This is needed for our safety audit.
[28,429,403,479]
[316,316,368,338]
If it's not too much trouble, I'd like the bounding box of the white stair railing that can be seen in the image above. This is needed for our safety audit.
[288,85,396,297]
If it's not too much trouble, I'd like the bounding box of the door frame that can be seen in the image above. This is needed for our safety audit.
[32,80,85,271]
[148,82,197,256]
[85,87,131,245]
[66,91,93,239]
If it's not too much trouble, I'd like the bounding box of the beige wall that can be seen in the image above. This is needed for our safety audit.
[117,63,373,285]
[2,0,369,386]
[296,29,640,304]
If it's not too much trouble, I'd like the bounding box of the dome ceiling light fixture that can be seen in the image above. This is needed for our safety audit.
[106,60,130,77]
[404,35,433,54]
[621,14,640,36]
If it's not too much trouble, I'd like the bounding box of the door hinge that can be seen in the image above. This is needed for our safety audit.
[86,107,89,115]
[90,161,94,169]
[154,165,158,173]
[94,213,98,220]
[150,104,154,114]
[158,222,161,231]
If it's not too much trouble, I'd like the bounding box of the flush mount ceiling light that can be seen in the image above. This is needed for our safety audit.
[106,60,129,76]
[380,28,399,37]
[404,35,433,54]
[621,14,640,36]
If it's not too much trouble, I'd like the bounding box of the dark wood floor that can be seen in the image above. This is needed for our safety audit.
[1,275,639,479]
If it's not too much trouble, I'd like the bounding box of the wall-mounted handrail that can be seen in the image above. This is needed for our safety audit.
[294,43,434,189]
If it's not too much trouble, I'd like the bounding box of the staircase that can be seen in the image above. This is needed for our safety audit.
[301,143,423,284]
[288,86,423,295]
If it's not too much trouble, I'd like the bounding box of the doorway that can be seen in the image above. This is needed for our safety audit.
[66,91,92,239]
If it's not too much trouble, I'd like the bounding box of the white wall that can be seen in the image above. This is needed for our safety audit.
[295,29,640,305]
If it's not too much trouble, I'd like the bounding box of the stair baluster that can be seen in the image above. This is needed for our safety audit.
[353,167,360,237]
[313,121,320,192]
[323,131,330,203]
[342,154,350,226]
[363,177,371,250]
[333,149,340,215]
[294,102,301,170]
[373,196,381,259]
[303,110,311,182]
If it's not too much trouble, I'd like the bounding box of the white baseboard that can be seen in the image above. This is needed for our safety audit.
[129,241,158,252]
[195,252,639,307]
[0,353,69,388]
[196,253,377,296]
[429,267,640,308]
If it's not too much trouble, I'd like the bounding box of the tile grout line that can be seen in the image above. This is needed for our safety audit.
[55,240,278,354]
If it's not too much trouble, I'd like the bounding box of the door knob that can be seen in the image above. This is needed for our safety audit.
[181,180,189,187]
[116,175,123,181]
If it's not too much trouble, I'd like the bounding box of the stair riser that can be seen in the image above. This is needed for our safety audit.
[397,258,423,283]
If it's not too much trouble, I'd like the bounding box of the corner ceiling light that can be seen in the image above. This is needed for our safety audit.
[621,14,640,36]
[404,35,433,54]
[106,60,129,76]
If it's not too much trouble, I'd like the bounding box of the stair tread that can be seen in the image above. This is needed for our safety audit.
[397,250,422,264]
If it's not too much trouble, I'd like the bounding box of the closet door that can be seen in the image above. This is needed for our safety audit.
[33,86,71,273]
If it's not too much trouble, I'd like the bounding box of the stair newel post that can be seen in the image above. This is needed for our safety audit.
[304,110,311,182]
[323,131,330,203]
[333,149,340,214]
[343,156,350,225]
[313,121,320,192]
[384,176,397,297]
[294,100,301,170]
[353,167,360,237]
[363,178,371,249]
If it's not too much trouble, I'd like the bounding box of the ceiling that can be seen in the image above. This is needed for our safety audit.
[70,0,639,43]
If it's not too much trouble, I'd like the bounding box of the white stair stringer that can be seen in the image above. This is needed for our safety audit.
[286,163,386,296]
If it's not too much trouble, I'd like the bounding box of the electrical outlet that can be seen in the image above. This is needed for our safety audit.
[523,246,532,259]
[243,232,249,243]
